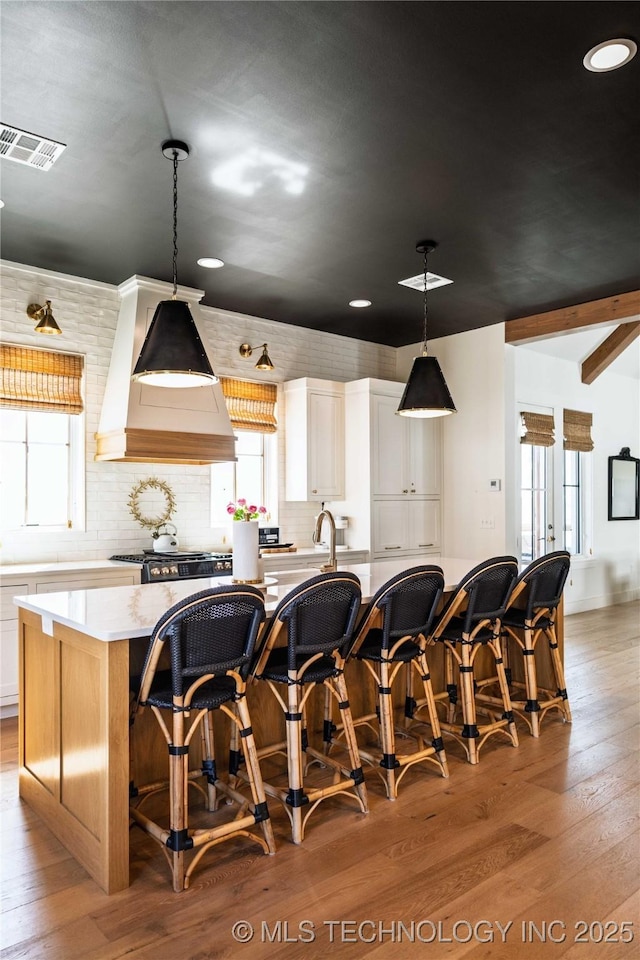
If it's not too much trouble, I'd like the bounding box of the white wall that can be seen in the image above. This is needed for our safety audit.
[397,326,508,561]
[509,343,640,613]
[399,329,640,613]
[0,260,395,564]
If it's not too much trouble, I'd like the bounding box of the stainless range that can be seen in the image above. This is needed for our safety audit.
[110,551,233,584]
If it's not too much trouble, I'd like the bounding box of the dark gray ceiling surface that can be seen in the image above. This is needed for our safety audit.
[1,1,639,346]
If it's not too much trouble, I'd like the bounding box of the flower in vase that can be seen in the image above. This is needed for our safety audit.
[226,500,268,521]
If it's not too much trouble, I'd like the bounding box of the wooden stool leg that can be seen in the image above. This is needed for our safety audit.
[201,710,218,810]
[416,651,449,778]
[547,623,572,723]
[235,694,276,854]
[285,676,307,844]
[492,632,519,749]
[522,624,541,737]
[445,643,458,724]
[333,670,368,813]
[457,644,479,764]
[377,656,398,800]
[168,710,188,893]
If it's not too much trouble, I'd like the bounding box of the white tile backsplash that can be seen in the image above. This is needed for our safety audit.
[1,260,397,564]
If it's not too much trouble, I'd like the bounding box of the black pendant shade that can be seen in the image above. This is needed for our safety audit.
[397,238,457,418]
[131,299,218,388]
[397,355,456,418]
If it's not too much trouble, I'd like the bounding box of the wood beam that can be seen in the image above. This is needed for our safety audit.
[581,321,640,384]
[505,290,640,345]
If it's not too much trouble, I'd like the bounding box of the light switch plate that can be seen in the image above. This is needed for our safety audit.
[489,478,501,491]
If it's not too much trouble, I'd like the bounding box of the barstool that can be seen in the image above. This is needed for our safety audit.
[249,571,368,844]
[129,585,276,892]
[329,565,449,799]
[427,556,520,764]
[475,551,571,737]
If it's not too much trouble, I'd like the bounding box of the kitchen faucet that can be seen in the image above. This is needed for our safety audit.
[313,508,337,572]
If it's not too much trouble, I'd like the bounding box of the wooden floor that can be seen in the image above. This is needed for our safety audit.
[1,602,639,960]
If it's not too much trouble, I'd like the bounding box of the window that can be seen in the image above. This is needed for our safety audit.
[211,431,277,523]
[563,449,592,556]
[0,408,83,529]
[0,345,85,531]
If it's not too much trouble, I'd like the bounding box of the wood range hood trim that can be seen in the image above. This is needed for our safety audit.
[95,275,237,465]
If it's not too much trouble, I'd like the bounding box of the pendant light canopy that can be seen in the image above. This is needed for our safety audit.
[397,240,456,418]
[132,140,217,388]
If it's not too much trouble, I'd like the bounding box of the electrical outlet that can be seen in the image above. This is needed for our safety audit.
[480,518,495,529]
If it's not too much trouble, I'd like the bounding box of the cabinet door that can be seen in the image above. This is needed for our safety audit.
[407,418,441,495]
[1,583,28,706]
[407,499,441,552]
[308,391,344,499]
[371,394,409,496]
[372,500,410,555]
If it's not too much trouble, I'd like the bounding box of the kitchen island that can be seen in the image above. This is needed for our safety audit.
[14,558,564,894]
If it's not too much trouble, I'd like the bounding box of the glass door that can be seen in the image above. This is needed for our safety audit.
[520,443,555,562]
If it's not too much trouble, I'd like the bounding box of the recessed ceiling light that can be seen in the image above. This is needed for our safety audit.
[349,299,372,308]
[583,38,637,72]
[197,257,225,269]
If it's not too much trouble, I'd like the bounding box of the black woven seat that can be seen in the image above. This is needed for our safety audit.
[249,571,368,843]
[475,551,571,737]
[129,585,276,891]
[334,565,448,799]
[427,556,520,764]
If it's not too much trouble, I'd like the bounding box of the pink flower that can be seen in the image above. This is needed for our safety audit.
[258,505,267,514]
[248,504,258,514]
[237,498,247,506]
[226,504,236,515]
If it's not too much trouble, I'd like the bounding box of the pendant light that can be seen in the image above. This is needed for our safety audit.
[397,240,456,418]
[131,140,218,388]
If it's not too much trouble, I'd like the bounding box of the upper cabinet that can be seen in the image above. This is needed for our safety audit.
[371,393,441,496]
[284,378,345,501]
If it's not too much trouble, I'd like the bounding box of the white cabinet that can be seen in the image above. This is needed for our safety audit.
[372,499,440,558]
[1,565,139,715]
[343,378,443,561]
[285,378,345,501]
[372,393,441,497]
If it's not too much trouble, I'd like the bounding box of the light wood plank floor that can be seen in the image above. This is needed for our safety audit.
[1,602,638,959]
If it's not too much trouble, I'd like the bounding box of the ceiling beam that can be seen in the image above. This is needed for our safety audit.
[505,290,640,345]
[581,321,640,384]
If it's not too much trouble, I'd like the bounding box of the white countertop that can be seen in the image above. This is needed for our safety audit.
[0,547,363,578]
[13,557,475,642]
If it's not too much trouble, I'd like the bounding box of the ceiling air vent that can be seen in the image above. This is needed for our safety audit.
[0,124,66,171]
[398,271,453,291]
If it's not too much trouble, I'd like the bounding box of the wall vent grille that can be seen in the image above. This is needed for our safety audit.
[0,124,66,171]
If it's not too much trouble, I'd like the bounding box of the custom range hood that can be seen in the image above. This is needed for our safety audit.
[96,276,236,464]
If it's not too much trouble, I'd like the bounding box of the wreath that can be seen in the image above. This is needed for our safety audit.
[127,477,177,530]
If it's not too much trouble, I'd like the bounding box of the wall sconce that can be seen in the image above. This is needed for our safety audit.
[26,300,62,335]
[239,342,275,371]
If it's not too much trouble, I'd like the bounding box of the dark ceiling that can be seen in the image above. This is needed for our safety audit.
[1,1,639,346]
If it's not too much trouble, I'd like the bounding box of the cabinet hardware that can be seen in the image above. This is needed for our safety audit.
[312,489,317,494]
[418,543,434,547]
[402,489,408,494]
[384,545,402,550]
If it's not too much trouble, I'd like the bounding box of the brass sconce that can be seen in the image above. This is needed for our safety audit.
[239,342,274,371]
[26,300,62,335]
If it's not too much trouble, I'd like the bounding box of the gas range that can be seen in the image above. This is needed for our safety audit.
[110,551,233,584]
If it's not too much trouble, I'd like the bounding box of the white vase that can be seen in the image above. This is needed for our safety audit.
[232,519,261,583]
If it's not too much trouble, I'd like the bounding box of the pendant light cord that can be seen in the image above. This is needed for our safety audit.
[172,150,179,299]
[421,245,429,357]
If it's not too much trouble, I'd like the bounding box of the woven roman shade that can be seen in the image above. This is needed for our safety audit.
[520,411,555,447]
[219,377,277,433]
[0,344,84,414]
[563,409,594,452]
